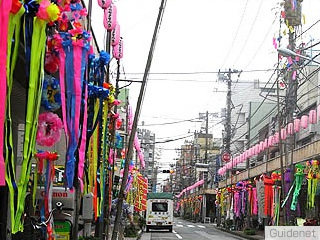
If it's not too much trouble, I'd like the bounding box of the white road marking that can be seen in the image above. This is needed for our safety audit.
[172,230,177,234]
[177,221,182,224]
[197,225,206,228]
[175,233,183,239]
[187,224,195,228]
[176,224,183,227]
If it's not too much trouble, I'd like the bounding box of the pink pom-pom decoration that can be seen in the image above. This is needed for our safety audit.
[36,112,63,147]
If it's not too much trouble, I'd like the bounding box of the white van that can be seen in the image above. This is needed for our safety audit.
[146,192,173,232]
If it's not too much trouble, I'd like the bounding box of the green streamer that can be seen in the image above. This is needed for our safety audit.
[290,164,305,211]
[5,7,25,232]
[13,17,47,233]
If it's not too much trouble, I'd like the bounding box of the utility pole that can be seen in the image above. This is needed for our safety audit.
[282,0,303,225]
[111,0,167,239]
[218,69,238,180]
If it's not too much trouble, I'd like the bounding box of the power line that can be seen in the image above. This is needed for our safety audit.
[139,118,202,126]
[220,0,250,69]
[232,0,264,68]
[122,68,277,75]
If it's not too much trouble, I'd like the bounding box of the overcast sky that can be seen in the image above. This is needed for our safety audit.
[88,0,320,181]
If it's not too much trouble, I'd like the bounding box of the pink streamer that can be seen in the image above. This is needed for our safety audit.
[55,39,69,137]
[252,187,258,215]
[292,70,297,80]
[72,41,83,144]
[108,148,114,164]
[0,1,12,185]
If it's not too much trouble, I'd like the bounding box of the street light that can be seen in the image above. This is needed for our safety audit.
[277,47,320,65]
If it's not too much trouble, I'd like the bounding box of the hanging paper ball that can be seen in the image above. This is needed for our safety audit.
[41,75,61,112]
[36,112,63,147]
[36,0,60,22]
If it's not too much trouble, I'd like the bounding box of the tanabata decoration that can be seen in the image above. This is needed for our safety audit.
[41,75,61,111]
[306,160,320,209]
[36,112,63,147]
[264,176,274,217]
[54,25,92,190]
[0,0,13,186]
[13,1,60,233]
[5,1,25,232]
[34,151,59,239]
[291,164,305,211]
[44,37,59,74]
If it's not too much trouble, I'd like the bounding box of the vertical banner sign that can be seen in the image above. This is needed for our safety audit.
[134,175,147,211]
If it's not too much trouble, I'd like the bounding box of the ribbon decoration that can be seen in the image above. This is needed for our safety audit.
[85,52,111,219]
[306,160,320,209]
[13,2,59,233]
[291,164,305,211]
[5,2,25,231]
[35,151,59,240]
[54,27,91,189]
[0,0,13,186]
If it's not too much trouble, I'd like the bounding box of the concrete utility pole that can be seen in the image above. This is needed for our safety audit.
[111,0,167,239]
[218,69,238,179]
[282,0,303,225]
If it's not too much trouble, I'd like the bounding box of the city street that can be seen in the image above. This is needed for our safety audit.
[139,218,246,240]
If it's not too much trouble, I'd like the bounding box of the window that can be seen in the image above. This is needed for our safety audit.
[152,202,168,212]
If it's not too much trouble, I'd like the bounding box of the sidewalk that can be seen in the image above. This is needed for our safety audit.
[211,224,264,240]
[180,217,264,240]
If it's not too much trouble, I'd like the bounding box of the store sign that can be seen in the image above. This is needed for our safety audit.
[134,175,147,212]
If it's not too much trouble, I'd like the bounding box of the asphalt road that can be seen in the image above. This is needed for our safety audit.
[140,218,247,240]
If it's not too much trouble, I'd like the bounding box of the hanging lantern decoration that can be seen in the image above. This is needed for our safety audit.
[281,127,287,140]
[287,122,294,135]
[294,118,300,132]
[264,138,268,149]
[309,109,317,124]
[274,132,279,144]
[113,37,123,60]
[98,0,112,9]
[301,115,309,129]
[111,23,120,46]
[103,4,117,31]
[268,135,274,147]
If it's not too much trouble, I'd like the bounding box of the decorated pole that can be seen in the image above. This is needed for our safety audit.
[111,0,167,239]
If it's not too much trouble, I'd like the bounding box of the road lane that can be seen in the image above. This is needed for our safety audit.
[141,218,247,240]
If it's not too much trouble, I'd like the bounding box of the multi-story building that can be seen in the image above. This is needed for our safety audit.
[137,128,157,192]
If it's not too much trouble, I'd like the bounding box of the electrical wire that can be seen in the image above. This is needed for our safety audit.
[139,118,202,126]
[232,0,264,68]
[220,0,250,69]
